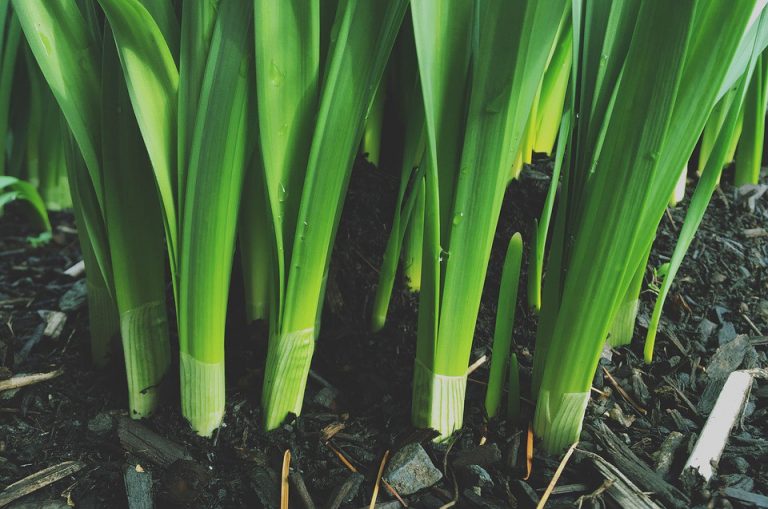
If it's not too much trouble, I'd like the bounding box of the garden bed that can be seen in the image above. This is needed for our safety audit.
[0,158,765,508]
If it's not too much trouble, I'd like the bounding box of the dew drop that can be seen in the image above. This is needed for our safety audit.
[452,212,464,225]
[37,32,52,56]
[269,60,285,87]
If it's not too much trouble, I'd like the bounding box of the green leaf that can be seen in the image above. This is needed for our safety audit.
[485,233,523,419]
[0,175,50,230]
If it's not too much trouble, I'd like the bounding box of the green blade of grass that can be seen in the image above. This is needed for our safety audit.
[0,175,50,230]
[101,29,171,418]
[262,0,408,430]
[413,0,567,438]
[527,111,570,311]
[485,233,523,419]
[12,0,103,198]
[371,21,426,331]
[249,0,320,327]
[645,12,768,363]
[734,51,768,185]
[0,9,20,177]
[533,0,761,453]
[176,1,255,436]
[96,0,180,287]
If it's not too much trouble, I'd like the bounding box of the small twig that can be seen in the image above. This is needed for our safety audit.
[662,376,700,417]
[325,441,407,507]
[466,355,488,375]
[308,369,336,391]
[602,367,647,415]
[576,479,615,509]
[438,470,459,509]
[741,313,763,335]
[665,208,677,230]
[281,450,291,509]
[0,368,63,392]
[716,186,730,210]
[524,423,534,481]
[369,450,389,509]
[537,442,578,509]
[326,441,358,472]
[0,460,84,506]
[438,431,461,509]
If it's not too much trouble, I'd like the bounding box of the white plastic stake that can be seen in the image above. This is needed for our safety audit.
[684,370,753,480]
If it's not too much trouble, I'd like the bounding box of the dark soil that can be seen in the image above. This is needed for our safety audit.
[0,158,766,509]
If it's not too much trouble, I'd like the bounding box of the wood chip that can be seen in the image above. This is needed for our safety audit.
[117,417,192,468]
[537,442,577,509]
[588,421,688,509]
[743,227,767,238]
[42,311,67,339]
[0,460,84,507]
[289,470,317,509]
[124,462,153,509]
[0,368,63,392]
[577,449,662,509]
[722,487,768,508]
[324,473,363,509]
[320,421,346,441]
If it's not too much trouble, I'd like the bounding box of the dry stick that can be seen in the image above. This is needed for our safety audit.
[523,423,534,481]
[0,460,84,507]
[664,208,677,230]
[369,450,390,509]
[537,442,578,509]
[602,367,647,415]
[662,376,699,416]
[439,431,462,509]
[324,441,408,507]
[438,472,459,509]
[741,313,763,335]
[281,450,291,509]
[0,368,63,392]
[466,355,488,375]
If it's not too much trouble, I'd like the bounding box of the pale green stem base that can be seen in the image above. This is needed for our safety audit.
[533,389,589,453]
[180,352,225,437]
[669,165,687,206]
[86,280,120,368]
[606,298,640,347]
[121,301,170,419]
[262,328,315,430]
[411,359,467,439]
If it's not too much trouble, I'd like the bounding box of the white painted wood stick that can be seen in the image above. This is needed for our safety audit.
[684,370,753,480]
